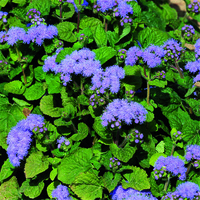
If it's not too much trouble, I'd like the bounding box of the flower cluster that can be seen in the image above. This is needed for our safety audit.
[128,129,144,144]
[162,182,200,200]
[0,24,58,46]
[101,99,148,129]
[125,44,165,68]
[52,184,72,200]
[26,8,45,26]
[171,130,182,141]
[153,156,187,181]
[111,185,158,200]
[109,157,121,170]
[162,38,184,62]
[125,89,135,98]
[181,24,195,41]
[0,11,8,23]
[195,38,200,60]
[185,145,200,168]
[89,90,106,109]
[47,48,101,86]
[188,0,200,14]
[185,60,200,73]
[118,49,127,62]
[0,60,10,73]
[7,114,45,167]
[91,65,125,94]
[153,70,166,79]
[194,73,200,83]
[94,0,137,26]
[57,136,70,149]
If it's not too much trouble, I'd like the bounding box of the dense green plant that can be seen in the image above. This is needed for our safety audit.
[0,0,200,199]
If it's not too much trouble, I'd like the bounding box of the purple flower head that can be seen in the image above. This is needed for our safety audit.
[125,46,143,66]
[154,156,187,180]
[185,145,200,163]
[0,31,8,43]
[96,0,116,12]
[101,99,148,128]
[185,60,200,73]
[111,185,158,200]
[194,73,200,82]
[117,0,133,18]
[57,136,70,149]
[52,184,72,200]
[7,27,27,45]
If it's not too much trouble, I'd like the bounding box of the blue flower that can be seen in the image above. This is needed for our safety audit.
[52,184,72,200]
[185,60,200,73]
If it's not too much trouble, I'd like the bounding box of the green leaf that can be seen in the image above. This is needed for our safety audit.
[40,95,63,117]
[34,66,46,81]
[23,82,46,101]
[149,79,167,88]
[71,171,103,200]
[57,22,77,43]
[80,17,103,33]
[110,143,137,163]
[77,95,89,106]
[0,103,25,149]
[24,151,49,178]
[4,80,25,95]
[45,73,62,94]
[0,159,15,183]
[160,4,177,24]
[58,148,93,184]
[0,176,20,200]
[93,24,107,47]
[122,166,150,190]
[19,178,44,198]
[138,27,170,49]
[55,47,74,63]
[102,172,121,192]
[0,0,9,7]
[26,0,51,16]
[156,141,165,153]
[70,122,88,141]
[50,167,57,181]
[185,86,197,97]
[51,148,66,158]
[93,117,111,140]
[185,99,200,117]
[12,97,31,107]
[93,47,117,65]
[182,120,200,145]
[56,2,75,19]
[12,0,26,5]
[122,65,142,91]
[149,153,167,166]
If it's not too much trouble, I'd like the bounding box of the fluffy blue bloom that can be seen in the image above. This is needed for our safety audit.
[117,0,133,17]
[142,44,166,68]
[96,0,116,12]
[194,73,200,82]
[111,185,158,200]
[7,114,45,167]
[0,31,8,43]
[7,27,27,45]
[162,182,200,200]
[162,38,184,62]
[26,24,58,45]
[57,136,70,149]
[101,99,148,128]
[91,65,125,93]
[154,156,187,181]
[185,60,200,73]
[52,184,72,200]
[185,145,200,162]
[125,46,143,66]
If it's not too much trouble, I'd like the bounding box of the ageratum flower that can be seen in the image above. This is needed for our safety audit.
[7,114,45,167]
[91,65,125,94]
[194,73,200,83]
[52,184,72,200]
[153,156,187,181]
[111,185,158,200]
[162,182,200,200]
[185,60,200,73]
[101,99,148,128]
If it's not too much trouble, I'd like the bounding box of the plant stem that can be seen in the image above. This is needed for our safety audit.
[114,130,120,146]
[77,0,81,33]
[147,69,151,105]
[186,163,192,177]
[143,66,147,77]
[15,45,27,85]
[80,77,84,95]
[175,60,184,79]
[118,136,129,148]
[171,144,175,156]
[164,175,171,192]
[105,18,108,32]
[60,4,62,19]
